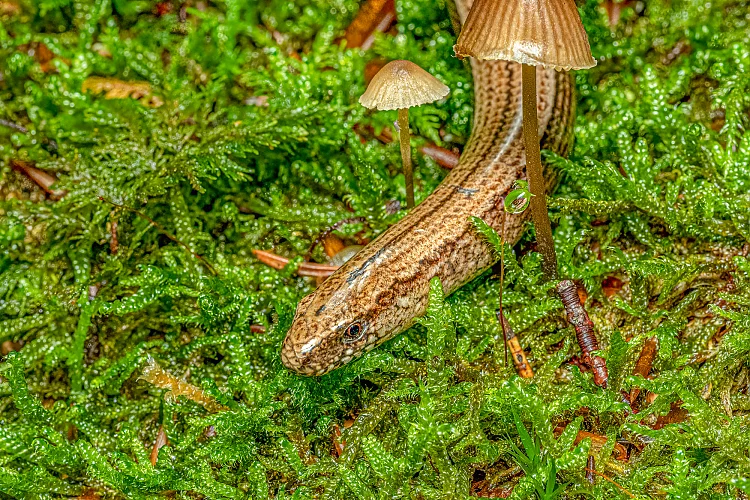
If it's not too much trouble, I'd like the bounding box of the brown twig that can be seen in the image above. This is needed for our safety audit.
[252,249,339,278]
[98,196,218,275]
[629,337,657,407]
[419,143,460,169]
[331,424,346,458]
[651,401,688,430]
[556,279,609,388]
[602,0,636,27]
[342,0,396,50]
[584,468,635,498]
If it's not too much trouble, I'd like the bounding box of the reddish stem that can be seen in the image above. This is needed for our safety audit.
[522,64,557,280]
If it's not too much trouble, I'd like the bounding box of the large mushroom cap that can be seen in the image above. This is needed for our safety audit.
[359,60,450,111]
[454,0,596,71]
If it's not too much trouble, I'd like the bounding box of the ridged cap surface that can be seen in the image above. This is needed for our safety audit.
[454,0,596,70]
[359,60,450,110]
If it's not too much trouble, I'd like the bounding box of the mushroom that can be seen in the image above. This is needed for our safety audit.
[360,60,450,209]
[454,0,595,279]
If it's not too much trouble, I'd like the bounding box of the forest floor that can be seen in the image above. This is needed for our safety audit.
[1,0,749,498]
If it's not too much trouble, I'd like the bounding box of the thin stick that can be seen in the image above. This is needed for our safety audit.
[252,249,340,278]
[0,118,28,133]
[586,455,595,485]
[584,469,636,498]
[521,64,557,280]
[419,143,460,169]
[98,196,218,276]
[498,212,510,366]
[497,212,533,377]
[150,425,168,466]
[398,108,414,208]
[110,219,119,255]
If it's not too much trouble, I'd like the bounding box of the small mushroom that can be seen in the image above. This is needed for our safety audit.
[454,0,595,279]
[359,60,449,209]
[453,0,596,71]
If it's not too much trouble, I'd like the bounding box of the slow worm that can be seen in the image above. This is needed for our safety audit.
[282,0,575,375]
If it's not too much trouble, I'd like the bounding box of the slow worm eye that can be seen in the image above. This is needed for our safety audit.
[342,321,365,343]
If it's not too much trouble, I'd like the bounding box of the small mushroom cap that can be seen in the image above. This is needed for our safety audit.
[359,60,450,111]
[454,0,596,71]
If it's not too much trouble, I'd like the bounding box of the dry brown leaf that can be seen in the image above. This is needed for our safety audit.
[82,77,163,107]
[18,42,69,73]
[342,0,396,50]
[0,1,20,15]
[150,425,169,466]
[139,358,227,412]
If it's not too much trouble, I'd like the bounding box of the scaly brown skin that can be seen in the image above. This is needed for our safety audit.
[281,0,575,376]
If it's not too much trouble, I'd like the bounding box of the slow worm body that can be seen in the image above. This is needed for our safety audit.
[281,0,575,375]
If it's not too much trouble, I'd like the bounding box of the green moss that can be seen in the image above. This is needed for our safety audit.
[1,0,749,498]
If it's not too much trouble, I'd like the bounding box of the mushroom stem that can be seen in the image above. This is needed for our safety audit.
[521,63,557,280]
[397,108,415,209]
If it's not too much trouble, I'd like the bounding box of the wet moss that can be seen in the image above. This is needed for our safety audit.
[0,0,749,498]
